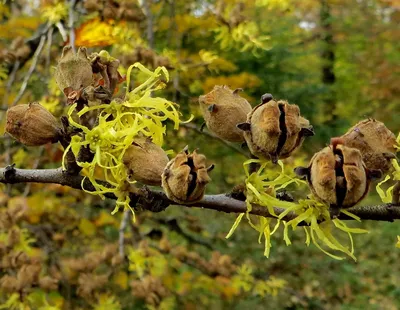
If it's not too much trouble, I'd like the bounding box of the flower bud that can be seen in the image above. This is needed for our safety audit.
[199,85,252,142]
[295,139,382,209]
[55,46,93,93]
[238,94,314,163]
[6,103,61,146]
[123,138,169,186]
[161,147,214,204]
[340,119,397,174]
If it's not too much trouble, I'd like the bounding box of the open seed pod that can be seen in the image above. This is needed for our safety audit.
[340,118,397,174]
[6,103,62,146]
[123,137,169,186]
[295,138,382,210]
[199,85,252,143]
[161,147,214,204]
[55,46,93,93]
[237,94,314,163]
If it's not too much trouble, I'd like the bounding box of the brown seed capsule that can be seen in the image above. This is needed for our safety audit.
[199,85,252,142]
[295,140,382,209]
[123,138,169,186]
[340,118,397,174]
[6,103,62,146]
[55,46,93,93]
[39,276,58,291]
[238,94,314,163]
[161,147,214,204]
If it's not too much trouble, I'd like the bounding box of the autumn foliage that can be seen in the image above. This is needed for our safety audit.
[0,0,400,309]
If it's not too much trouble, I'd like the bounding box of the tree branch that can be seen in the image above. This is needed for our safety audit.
[12,34,47,106]
[1,166,400,222]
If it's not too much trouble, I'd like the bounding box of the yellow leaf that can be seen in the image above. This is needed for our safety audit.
[95,211,119,227]
[0,17,41,39]
[41,2,68,24]
[12,148,30,168]
[75,18,117,47]
[112,271,128,290]
[79,218,96,236]
[396,236,400,249]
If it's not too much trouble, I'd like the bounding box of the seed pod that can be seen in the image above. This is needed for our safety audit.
[123,138,169,186]
[55,46,93,93]
[238,94,314,163]
[295,139,382,209]
[340,119,397,174]
[6,103,62,146]
[161,147,214,204]
[199,85,252,142]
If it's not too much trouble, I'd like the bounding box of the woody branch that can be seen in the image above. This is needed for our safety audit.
[1,166,400,222]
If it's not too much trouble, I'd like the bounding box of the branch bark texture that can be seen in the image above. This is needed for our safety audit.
[1,166,400,222]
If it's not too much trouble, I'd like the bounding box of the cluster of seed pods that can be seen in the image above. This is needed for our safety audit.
[198,86,397,211]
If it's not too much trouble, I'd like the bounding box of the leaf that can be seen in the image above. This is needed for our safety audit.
[112,271,128,290]
[75,18,117,47]
[95,211,119,227]
[93,294,121,310]
[41,2,68,24]
[79,218,96,236]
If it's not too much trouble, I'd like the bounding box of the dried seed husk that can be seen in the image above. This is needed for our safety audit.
[199,85,252,142]
[55,46,93,92]
[297,143,375,209]
[6,103,62,146]
[340,119,397,174]
[123,138,169,186]
[239,99,314,162]
[162,148,213,204]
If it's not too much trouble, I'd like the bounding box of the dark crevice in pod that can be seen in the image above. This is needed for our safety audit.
[276,103,288,156]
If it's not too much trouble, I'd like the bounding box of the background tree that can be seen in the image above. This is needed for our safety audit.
[0,0,399,309]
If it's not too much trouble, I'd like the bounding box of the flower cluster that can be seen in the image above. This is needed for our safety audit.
[63,63,184,217]
[227,159,368,260]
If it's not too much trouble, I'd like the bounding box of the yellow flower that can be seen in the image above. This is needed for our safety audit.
[41,2,68,24]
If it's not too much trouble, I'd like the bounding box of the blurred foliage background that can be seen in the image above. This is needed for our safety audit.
[0,0,399,309]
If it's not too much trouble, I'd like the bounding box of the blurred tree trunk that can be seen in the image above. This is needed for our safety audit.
[320,0,337,128]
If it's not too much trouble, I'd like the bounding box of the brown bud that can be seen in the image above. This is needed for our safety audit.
[83,0,102,11]
[340,119,397,174]
[238,96,314,163]
[55,46,93,92]
[6,103,62,146]
[295,142,381,208]
[122,8,145,22]
[161,147,214,204]
[17,263,42,288]
[9,37,31,61]
[39,276,58,291]
[0,275,20,292]
[123,137,169,186]
[199,85,252,142]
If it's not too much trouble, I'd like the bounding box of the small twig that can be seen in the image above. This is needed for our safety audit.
[56,22,68,42]
[182,123,250,158]
[46,26,54,72]
[119,210,131,257]
[68,0,77,52]
[12,34,47,106]
[142,0,154,49]
[2,60,20,107]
